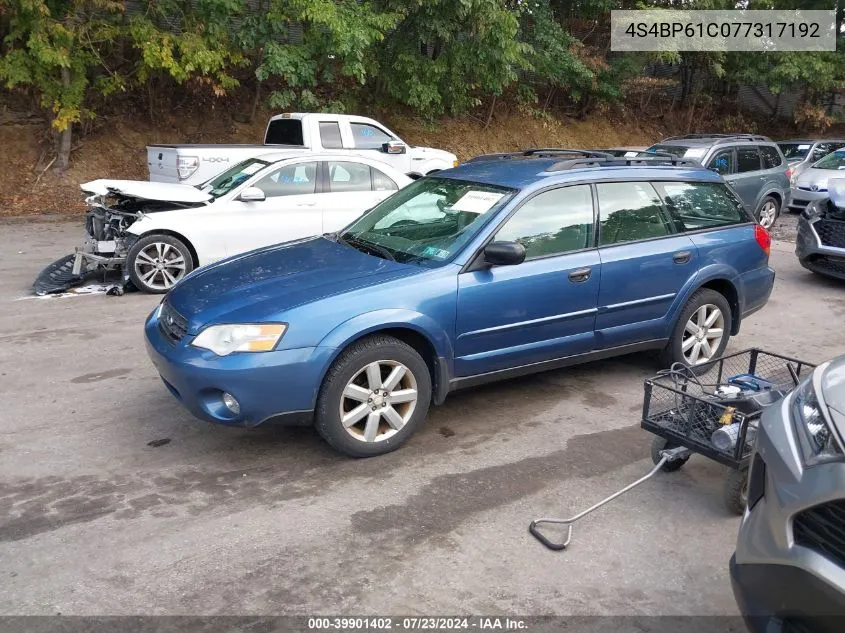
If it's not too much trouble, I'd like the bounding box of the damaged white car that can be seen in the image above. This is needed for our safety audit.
[34,153,412,294]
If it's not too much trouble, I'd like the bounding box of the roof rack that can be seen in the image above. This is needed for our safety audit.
[545,155,701,172]
[661,133,771,143]
[464,148,614,163]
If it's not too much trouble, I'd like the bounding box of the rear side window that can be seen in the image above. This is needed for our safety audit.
[372,168,398,192]
[319,122,343,149]
[737,147,761,173]
[351,123,394,149]
[760,146,783,169]
[494,185,594,259]
[597,182,676,246]
[708,150,734,175]
[654,181,748,230]
[328,161,372,193]
[264,119,304,145]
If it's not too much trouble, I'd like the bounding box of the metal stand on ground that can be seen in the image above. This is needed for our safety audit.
[529,446,691,551]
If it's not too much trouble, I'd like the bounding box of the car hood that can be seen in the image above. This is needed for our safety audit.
[81,179,212,203]
[408,146,458,162]
[166,237,423,332]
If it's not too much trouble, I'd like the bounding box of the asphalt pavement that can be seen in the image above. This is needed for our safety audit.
[1,217,843,617]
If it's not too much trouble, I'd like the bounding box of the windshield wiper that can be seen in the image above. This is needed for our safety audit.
[335,232,396,261]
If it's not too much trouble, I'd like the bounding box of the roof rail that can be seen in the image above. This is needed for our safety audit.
[545,155,701,172]
[464,148,614,163]
[661,133,771,143]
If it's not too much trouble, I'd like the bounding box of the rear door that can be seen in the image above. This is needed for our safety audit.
[224,160,323,255]
[320,161,400,232]
[594,181,699,349]
[454,185,600,376]
[726,145,763,208]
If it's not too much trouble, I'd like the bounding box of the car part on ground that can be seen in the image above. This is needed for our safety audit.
[731,354,845,633]
[796,179,845,281]
[530,349,814,552]
[144,153,776,457]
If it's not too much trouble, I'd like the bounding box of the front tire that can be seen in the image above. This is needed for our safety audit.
[662,289,732,368]
[756,196,780,230]
[127,234,194,294]
[314,335,432,458]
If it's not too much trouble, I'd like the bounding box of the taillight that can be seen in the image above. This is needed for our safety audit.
[754,224,771,256]
[785,167,793,180]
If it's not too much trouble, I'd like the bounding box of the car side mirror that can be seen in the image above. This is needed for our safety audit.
[239,187,266,202]
[483,241,526,267]
[383,141,407,155]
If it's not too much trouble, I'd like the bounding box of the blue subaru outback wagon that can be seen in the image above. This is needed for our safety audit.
[145,150,775,457]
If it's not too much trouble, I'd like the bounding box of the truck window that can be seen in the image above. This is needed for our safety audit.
[265,119,305,146]
[319,122,343,149]
[351,123,394,149]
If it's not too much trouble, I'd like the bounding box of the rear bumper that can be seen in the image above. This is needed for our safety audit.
[739,266,776,323]
[731,555,845,633]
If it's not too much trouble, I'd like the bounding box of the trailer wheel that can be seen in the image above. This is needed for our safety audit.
[651,436,690,472]
[724,467,749,515]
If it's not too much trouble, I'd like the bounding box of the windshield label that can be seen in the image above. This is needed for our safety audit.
[451,190,504,214]
[683,148,706,158]
[422,246,450,259]
[798,144,811,150]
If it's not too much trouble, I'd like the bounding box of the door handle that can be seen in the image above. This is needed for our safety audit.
[568,267,592,283]
[673,251,692,264]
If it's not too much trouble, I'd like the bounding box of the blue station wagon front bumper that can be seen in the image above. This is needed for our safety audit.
[144,305,331,427]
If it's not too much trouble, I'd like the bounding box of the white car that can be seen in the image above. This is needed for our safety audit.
[35,153,412,295]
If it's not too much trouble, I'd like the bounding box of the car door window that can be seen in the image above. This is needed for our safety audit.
[737,147,761,173]
[494,185,594,259]
[597,182,675,246]
[319,122,343,149]
[351,123,394,149]
[253,162,318,197]
[760,146,783,169]
[654,181,748,231]
[708,150,734,175]
[327,161,372,193]
[372,167,399,192]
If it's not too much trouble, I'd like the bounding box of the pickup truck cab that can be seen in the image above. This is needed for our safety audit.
[147,113,458,185]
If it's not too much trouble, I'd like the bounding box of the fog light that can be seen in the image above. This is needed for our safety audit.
[222,392,240,415]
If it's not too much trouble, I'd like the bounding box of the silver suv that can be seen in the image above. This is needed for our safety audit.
[731,355,845,633]
[778,138,845,182]
[647,134,790,230]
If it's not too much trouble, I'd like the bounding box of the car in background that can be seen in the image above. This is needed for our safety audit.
[144,149,774,457]
[796,179,845,281]
[787,149,845,214]
[778,138,845,184]
[646,134,790,230]
[35,153,412,295]
[731,353,845,633]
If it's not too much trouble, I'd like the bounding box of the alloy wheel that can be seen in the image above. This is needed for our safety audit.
[134,242,188,291]
[758,200,777,229]
[682,304,725,365]
[338,360,418,443]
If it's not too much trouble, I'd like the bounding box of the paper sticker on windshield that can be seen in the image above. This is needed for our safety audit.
[798,144,811,150]
[422,246,450,259]
[684,148,706,158]
[451,191,504,214]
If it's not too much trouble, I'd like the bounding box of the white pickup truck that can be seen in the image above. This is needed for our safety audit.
[147,112,459,185]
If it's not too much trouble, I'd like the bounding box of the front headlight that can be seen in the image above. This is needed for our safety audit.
[791,376,844,466]
[191,323,287,356]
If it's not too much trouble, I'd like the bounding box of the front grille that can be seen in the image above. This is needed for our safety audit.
[814,219,845,248]
[794,500,845,569]
[158,301,188,343]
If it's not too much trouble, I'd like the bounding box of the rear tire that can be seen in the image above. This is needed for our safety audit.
[314,335,432,458]
[661,289,732,369]
[756,196,780,230]
[127,234,194,294]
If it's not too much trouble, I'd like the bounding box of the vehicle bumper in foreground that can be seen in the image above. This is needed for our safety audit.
[144,306,333,427]
[732,396,845,633]
[796,214,845,281]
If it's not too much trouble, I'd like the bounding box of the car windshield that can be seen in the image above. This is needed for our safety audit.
[201,159,270,198]
[337,177,516,267]
[814,150,845,170]
[778,143,812,160]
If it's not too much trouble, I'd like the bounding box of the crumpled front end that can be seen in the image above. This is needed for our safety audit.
[796,192,845,281]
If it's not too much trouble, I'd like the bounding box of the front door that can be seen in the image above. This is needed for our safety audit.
[225,160,323,255]
[593,181,699,349]
[455,185,600,377]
